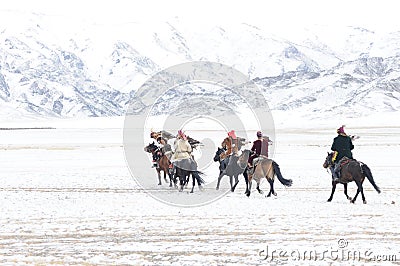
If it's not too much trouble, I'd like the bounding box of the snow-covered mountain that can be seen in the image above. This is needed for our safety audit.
[0,10,399,120]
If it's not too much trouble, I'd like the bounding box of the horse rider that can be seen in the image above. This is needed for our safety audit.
[247,131,272,170]
[171,130,198,171]
[149,130,175,168]
[156,136,173,163]
[220,130,239,160]
[331,125,354,182]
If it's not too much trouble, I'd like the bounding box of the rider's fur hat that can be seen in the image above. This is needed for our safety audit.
[228,130,237,139]
[337,125,346,134]
[177,129,187,140]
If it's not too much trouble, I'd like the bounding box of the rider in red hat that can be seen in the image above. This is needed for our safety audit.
[331,125,354,182]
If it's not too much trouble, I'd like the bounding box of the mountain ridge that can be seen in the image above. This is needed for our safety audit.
[0,11,399,120]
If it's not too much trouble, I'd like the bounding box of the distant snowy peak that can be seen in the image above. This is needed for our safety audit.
[0,10,399,120]
[257,55,400,117]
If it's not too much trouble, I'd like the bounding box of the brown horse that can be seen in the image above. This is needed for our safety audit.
[238,150,292,197]
[144,142,176,187]
[323,152,381,204]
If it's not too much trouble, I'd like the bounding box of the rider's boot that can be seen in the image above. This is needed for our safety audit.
[247,163,255,175]
[332,163,340,182]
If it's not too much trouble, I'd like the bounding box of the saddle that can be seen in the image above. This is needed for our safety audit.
[334,156,355,180]
[338,157,353,167]
[253,155,267,167]
[247,155,267,175]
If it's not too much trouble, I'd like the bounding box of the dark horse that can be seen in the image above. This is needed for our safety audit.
[174,159,205,193]
[144,142,176,187]
[214,147,249,193]
[323,152,381,204]
[239,150,292,197]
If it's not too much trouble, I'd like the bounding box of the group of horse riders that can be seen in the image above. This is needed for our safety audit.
[148,124,356,182]
[149,129,200,171]
[149,128,274,176]
[219,130,273,174]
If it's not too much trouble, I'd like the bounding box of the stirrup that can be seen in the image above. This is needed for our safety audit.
[247,166,254,175]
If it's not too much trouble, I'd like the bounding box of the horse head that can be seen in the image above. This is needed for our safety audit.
[144,141,158,154]
[213,147,225,162]
[323,152,334,168]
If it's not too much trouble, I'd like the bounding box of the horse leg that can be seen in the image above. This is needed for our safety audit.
[184,174,189,189]
[351,189,360,204]
[246,178,252,197]
[272,180,277,196]
[267,178,276,197]
[179,176,184,192]
[361,187,367,204]
[163,170,168,183]
[352,181,366,204]
[351,181,362,203]
[216,172,224,190]
[256,180,263,194]
[171,168,178,189]
[174,175,178,189]
[229,175,239,192]
[343,183,352,201]
[190,174,195,193]
[157,170,162,185]
[168,171,173,187]
[243,171,249,196]
[231,175,239,192]
[266,179,272,197]
[327,181,337,202]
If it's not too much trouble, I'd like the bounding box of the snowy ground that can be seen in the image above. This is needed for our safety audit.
[0,119,399,265]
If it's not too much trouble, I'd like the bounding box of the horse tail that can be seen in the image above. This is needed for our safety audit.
[361,163,381,194]
[192,171,205,185]
[272,161,292,187]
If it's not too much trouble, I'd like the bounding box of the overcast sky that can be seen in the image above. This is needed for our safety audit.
[2,0,400,32]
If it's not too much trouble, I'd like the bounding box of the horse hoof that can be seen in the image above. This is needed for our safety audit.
[350,200,355,204]
[327,199,332,202]
[158,183,162,186]
[267,194,271,197]
[363,200,367,204]
[216,187,219,190]
[347,197,352,201]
